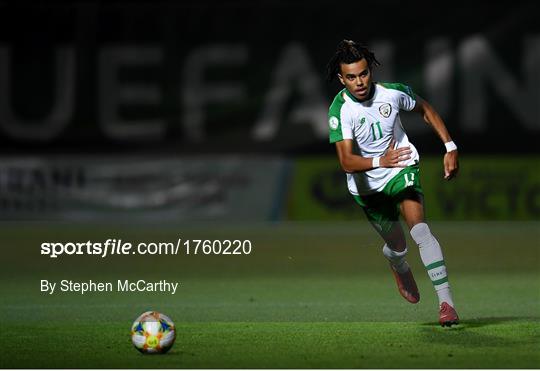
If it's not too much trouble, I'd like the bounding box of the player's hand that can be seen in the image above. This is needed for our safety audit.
[380,139,412,168]
[443,150,459,180]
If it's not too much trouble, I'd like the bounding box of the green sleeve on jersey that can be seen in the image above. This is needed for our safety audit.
[328,90,346,143]
[379,82,415,99]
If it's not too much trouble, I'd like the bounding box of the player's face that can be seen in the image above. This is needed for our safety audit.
[338,59,372,100]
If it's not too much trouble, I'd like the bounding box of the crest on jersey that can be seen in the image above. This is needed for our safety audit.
[379,103,392,118]
[329,116,339,130]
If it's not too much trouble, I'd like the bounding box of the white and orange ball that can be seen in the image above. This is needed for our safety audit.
[131,311,176,354]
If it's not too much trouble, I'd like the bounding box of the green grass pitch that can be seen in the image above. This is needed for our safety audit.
[1,221,538,368]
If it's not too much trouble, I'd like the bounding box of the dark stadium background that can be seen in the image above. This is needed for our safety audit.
[0,1,538,222]
[0,1,538,154]
[0,1,538,369]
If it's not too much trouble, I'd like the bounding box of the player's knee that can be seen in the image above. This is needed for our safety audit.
[382,243,408,260]
[386,239,407,252]
[410,222,432,245]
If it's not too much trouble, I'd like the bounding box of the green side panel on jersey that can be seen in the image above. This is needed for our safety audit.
[328,90,346,143]
[379,82,415,99]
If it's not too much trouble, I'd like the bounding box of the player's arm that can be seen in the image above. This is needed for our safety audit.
[413,95,459,180]
[335,139,412,173]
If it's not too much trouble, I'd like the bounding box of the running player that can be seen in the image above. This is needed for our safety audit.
[326,40,459,326]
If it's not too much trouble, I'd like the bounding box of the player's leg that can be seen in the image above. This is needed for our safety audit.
[371,220,408,270]
[354,193,419,303]
[374,221,420,304]
[363,206,420,304]
[400,194,459,325]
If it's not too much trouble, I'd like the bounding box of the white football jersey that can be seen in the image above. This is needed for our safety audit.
[328,82,420,195]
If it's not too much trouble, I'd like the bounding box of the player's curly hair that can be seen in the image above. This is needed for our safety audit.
[325,40,380,82]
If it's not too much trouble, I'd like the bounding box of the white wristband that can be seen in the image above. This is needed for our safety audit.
[444,141,457,152]
[372,157,380,168]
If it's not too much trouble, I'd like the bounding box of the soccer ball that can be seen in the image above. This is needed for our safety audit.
[131,311,176,354]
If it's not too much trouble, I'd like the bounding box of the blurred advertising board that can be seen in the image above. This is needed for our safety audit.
[0,156,290,222]
[288,156,540,221]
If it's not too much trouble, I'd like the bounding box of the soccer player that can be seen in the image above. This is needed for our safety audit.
[326,40,459,326]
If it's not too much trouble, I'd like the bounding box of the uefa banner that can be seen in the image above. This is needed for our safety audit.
[288,156,540,221]
[0,3,538,155]
[0,156,290,221]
